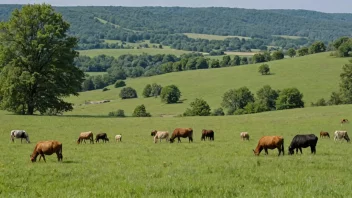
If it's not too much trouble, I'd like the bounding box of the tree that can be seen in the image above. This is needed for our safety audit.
[256,85,279,110]
[271,51,284,60]
[258,64,270,75]
[309,41,326,54]
[252,53,266,63]
[230,55,241,66]
[142,84,152,98]
[183,98,211,116]
[241,57,248,65]
[287,48,296,58]
[114,80,126,88]
[132,104,151,117]
[160,85,181,104]
[195,57,209,69]
[82,78,95,91]
[339,60,352,103]
[119,87,138,99]
[210,59,220,68]
[0,4,84,115]
[221,87,254,115]
[150,83,162,97]
[297,47,309,56]
[92,75,106,89]
[108,109,125,117]
[212,107,225,116]
[336,39,352,57]
[220,55,231,67]
[276,88,304,110]
[328,91,344,105]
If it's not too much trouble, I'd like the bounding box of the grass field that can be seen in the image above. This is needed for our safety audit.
[66,53,349,117]
[184,33,251,40]
[272,35,308,40]
[78,48,192,58]
[85,72,107,76]
[1,104,352,197]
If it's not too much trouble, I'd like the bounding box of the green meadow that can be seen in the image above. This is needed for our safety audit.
[1,52,352,197]
[78,48,192,58]
[67,53,348,117]
[184,33,251,40]
[1,105,352,197]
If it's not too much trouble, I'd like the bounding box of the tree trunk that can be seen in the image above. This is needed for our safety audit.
[27,103,34,115]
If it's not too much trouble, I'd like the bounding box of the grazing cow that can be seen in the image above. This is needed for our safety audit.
[170,128,193,143]
[253,136,284,156]
[240,132,249,141]
[77,131,94,144]
[95,133,109,143]
[319,131,330,139]
[201,129,214,141]
[30,140,63,162]
[154,131,169,143]
[10,130,30,143]
[288,134,318,155]
[334,131,350,142]
[341,119,349,126]
[115,134,122,142]
[151,130,157,136]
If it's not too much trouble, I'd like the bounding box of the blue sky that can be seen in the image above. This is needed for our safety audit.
[1,0,352,13]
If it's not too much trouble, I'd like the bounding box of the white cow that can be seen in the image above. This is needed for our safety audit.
[240,132,249,141]
[10,130,30,143]
[115,134,122,142]
[153,131,169,143]
[334,131,350,142]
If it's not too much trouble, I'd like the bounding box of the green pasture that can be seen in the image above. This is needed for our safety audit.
[78,48,192,58]
[272,35,308,40]
[184,33,251,40]
[1,104,352,197]
[85,72,107,76]
[67,53,349,117]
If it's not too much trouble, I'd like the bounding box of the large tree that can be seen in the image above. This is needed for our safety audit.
[0,4,84,115]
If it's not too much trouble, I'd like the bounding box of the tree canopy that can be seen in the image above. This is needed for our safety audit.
[0,4,84,115]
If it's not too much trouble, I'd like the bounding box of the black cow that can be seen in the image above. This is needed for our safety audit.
[288,134,318,155]
[95,133,109,143]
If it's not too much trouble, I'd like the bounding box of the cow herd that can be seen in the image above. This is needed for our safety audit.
[9,119,351,162]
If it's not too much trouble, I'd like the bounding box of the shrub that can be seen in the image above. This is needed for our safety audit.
[160,85,181,104]
[212,108,225,116]
[102,87,109,92]
[114,80,126,88]
[183,98,211,116]
[258,64,270,75]
[311,98,327,107]
[108,109,125,117]
[142,84,152,98]
[221,87,254,113]
[271,51,284,60]
[132,104,151,117]
[151,83,162,97]
[287,48,296,58]
[119,87,137,99]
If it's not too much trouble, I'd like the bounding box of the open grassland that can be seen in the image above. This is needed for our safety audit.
[184,33,251,40]
[85,72,107,76]
[66,53,348,117]
[1,105,352,197]
[272,35,308,40]
[78,48,192,58]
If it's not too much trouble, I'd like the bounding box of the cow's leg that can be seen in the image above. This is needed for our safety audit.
[41,154,46,163]
[189,136,193,143]
[178,137,181,143]
[299,148,303,154]
[264,148,268,155]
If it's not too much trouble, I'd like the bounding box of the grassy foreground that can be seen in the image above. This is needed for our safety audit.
[67,53,348,117]
[0,105,352,197]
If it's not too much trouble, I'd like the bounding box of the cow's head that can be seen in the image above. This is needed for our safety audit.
[169,139,175,143]
[288,147,294,155]
[105,137,109,142]
[30,154,36,162]
[252,149,259,156]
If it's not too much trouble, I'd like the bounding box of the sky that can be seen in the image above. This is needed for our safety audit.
[1,0,352,13]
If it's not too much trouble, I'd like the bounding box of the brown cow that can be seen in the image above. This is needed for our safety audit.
[77,131,94,144]
[320,131,330,139]
[201,129,214,141]
[151,130,157,136]
[240,132,250,141]
[341,119,349,126]
[253,136,284,156]
[30,141,63,162]
[170,128,193,143]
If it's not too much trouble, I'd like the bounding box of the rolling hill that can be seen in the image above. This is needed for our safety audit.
[65,52,349,117]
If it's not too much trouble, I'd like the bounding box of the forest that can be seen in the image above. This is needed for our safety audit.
[0,5,351,51]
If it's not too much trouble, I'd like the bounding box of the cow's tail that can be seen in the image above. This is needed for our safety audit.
[281,138,285,156]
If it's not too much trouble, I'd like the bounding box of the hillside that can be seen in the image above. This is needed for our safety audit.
[0,5,351,43]
[65,52,348,116]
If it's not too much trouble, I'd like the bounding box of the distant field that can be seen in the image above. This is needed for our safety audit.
[272,35,308,39]
[85,72,107,76]
[94,17,140,32]
[78,48,192,58]
[184,33,251,40]
[224,51,257,56]
[66,52,347,117]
